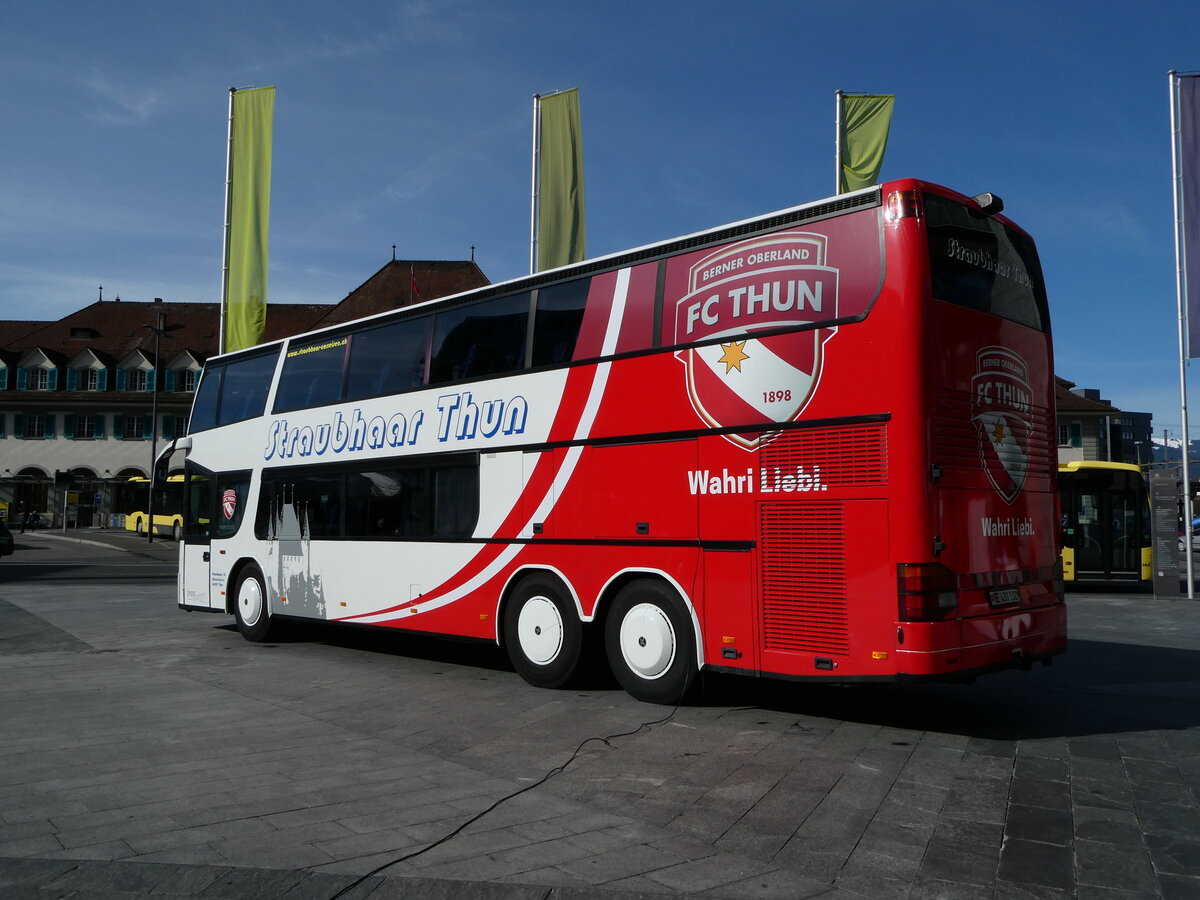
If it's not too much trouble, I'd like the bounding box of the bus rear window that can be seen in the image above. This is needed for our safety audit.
[925,193,1050,333]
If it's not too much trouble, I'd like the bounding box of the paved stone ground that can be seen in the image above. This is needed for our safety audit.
[1,531,1199,898]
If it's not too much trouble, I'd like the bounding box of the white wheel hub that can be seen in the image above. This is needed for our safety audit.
[618,603,676,680]
[516,596,563,665]
[239,578,264,627]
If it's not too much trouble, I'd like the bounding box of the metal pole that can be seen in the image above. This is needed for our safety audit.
[147,308,164,544]
[835,90,843,194]
[1170,70,1196,597]
[530,93,541,275]
[218,88,236,356]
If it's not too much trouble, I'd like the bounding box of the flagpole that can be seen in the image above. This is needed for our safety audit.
[1170,70,1196,598]
[834,90,843,194]
[530,93,541,275]
[218,87,236,356]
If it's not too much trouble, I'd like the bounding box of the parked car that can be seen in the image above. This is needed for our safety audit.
[0,521,13,557]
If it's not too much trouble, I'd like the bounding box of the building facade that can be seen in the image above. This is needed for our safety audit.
[1054,377,1154,465]
[0,259,487,528]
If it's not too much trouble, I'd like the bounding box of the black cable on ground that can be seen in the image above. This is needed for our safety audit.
[326,702,682,899]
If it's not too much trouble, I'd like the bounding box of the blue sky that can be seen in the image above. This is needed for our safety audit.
[1,1,1197,435]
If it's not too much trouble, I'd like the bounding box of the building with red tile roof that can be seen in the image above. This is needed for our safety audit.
[0,259,487,528]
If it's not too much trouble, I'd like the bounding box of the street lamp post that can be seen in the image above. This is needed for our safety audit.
[145,305,166,544]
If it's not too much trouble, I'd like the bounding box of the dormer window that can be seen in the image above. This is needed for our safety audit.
[28,367,51,390]
[179,369,197,392]
[128,368,148,392]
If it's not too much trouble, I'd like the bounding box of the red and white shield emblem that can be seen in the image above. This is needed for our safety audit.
[222,489,238,520]
[674,232,838,449]
[971,347,1032,503]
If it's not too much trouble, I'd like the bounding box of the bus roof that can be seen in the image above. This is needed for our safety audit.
[1058,461,1143,474]
[204,177,1021,369]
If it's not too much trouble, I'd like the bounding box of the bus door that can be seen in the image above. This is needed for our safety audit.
[179,465,214,609]
[1070,483,1141,579]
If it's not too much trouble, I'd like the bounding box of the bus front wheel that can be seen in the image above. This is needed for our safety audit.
[233,566,275,642]
[504,576,582,689]
[605,579,698,705]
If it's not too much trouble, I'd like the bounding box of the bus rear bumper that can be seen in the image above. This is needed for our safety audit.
[894,602,1067,679]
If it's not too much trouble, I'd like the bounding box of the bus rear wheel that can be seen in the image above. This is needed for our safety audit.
[504,576,582,689]
[233,566,275,642]
[605,579,698,705]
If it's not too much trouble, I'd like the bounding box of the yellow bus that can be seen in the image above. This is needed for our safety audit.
[124,474,185,539]
[1058,461,1151,582]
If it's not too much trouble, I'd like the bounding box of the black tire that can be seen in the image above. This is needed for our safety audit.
[605,578,698,704]
[172,522,182,541]
[503,575,583,689]
[233,565,275,642]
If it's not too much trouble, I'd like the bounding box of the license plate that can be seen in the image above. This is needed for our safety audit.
[988,587,1021,608]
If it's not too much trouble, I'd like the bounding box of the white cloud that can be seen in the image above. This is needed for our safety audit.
[84,70,163,125]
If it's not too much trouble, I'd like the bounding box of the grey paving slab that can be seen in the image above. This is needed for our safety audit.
[3,555,1200,897]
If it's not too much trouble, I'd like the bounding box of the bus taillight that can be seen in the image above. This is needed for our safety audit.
[884,190,922,222]
[897,563,957,621]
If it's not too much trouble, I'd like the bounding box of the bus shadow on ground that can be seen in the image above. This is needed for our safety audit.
[715,637,1200,740]
[229,619,1200,740]
[226,619,515,674]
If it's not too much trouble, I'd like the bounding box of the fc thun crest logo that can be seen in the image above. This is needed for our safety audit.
[674,232,839,449]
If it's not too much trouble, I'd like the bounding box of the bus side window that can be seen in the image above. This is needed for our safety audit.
[532,279,589,367]
[433,464,478,538]
[430,293,529,383]
[345,318,430,400]
[217,352,279,426]
[274,337,348,412]
[213,475,251,539]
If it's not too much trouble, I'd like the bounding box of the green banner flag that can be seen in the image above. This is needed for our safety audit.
[536,88,585,272]
[838,93,894,193]
[223,86,274,353]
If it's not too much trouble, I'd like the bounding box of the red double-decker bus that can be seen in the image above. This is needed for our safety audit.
[170,178,1064,703]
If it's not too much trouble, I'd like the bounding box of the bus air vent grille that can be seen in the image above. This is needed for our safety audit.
[759,502,849,655]
[931,389,1055,480]
[759,424,887,486]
